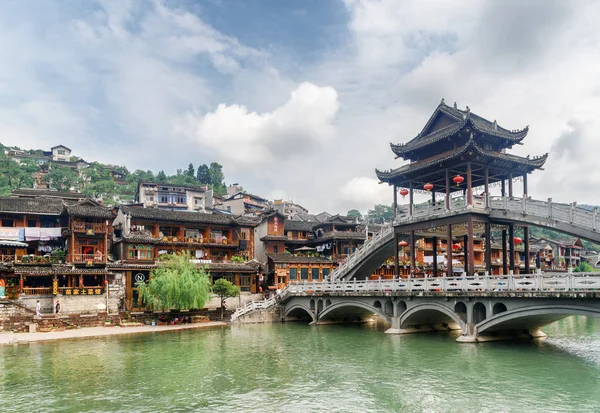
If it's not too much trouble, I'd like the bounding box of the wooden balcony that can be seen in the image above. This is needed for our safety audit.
[0,255,53,264]
[22,287,53,296]
[73,220,107,234]
[69,253,106,264]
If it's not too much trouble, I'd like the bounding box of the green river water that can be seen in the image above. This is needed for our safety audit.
[1,317,600,413]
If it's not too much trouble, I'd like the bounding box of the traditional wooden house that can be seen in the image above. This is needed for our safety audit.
[266,253,335,290]
[111,205,260,310]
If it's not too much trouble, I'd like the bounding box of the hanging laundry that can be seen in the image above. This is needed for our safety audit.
[0,228,20,241]
[25,228,41,241]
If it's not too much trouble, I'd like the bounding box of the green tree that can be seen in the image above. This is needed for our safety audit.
[137,252,210,311]
[208,162,226,195]
[196,164,210,184]
[186,163,195,179]
[212,278,240,320]
[156,170,168,183]
[43,164,81,191]
[368,204,394,224]
[573,262,594,273]
[347,209,362,220]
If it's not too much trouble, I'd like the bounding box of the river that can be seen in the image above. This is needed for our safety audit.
[1,317,599,413]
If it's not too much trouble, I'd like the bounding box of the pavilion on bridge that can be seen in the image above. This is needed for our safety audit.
[376,99,548,277]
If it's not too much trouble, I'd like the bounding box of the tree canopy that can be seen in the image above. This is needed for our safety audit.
[347,209,362,220]
[137,252,210,311]
[212,278,240,319]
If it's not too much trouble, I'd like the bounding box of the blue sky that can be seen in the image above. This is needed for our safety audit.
[1,0,600,213]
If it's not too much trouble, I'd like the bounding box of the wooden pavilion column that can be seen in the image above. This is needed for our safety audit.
[508,224,515,274]
[432,236,438,276]
[393,184,398,221]
[524,226,530,274]
[431,189,436,204]
[523,174,528,198]
[501,180,506,197]
[394,231,399,279]
[409,231,416,274]
[466,162,473,206]
[508,174,513,198]
[445,169,450,210]
[484,166,490,208]
[485,222,492,275]
[446,224,453,276]
[467,218,475,276]
[502,229,508,275]
[409,181,414,218]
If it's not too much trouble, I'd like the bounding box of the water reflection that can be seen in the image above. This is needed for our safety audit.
[0,317,599,412]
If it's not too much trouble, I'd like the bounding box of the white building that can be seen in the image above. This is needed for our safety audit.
[51,145,72,162]
[136,182,213,212]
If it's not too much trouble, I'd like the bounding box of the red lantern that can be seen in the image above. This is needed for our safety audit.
[398,240,408,247]
[452,243,461,250]
[513,237,522,245]
[452,175,464,187]
[424,183,434,192]
[399,188,409,198]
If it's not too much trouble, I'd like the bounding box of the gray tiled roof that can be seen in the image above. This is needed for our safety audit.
[284,220,315,232]
[11,188,86,200]
[0,197,65,215]
[121,205,233,225]
[64,200,114,219]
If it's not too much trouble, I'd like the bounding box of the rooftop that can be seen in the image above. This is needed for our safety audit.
[266,253,332,264]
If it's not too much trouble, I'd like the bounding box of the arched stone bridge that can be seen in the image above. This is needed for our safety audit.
[279,274,600,342]
[331,195,600,281]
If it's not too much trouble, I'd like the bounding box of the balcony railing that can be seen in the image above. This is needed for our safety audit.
[73,221,107,234]
[22,287,53,296]
[70,253,106,264]
[0,255,53,264]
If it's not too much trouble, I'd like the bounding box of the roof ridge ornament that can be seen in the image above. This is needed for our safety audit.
[440,98,445,105]
[493,119,497,130]
[453,102,457,109]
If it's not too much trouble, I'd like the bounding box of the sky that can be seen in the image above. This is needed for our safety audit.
[1,0,600,214]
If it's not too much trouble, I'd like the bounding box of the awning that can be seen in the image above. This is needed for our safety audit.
[0,240,28,247]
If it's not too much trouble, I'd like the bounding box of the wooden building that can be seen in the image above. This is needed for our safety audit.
[266,253,335,290]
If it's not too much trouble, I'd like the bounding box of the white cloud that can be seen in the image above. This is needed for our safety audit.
[178,82,339,166]
[339,176,392,212]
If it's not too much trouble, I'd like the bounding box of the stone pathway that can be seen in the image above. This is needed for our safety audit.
[0,322,227,345]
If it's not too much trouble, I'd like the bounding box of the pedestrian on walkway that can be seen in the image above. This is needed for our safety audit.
[35,300,41,318]
[55,300,60,315]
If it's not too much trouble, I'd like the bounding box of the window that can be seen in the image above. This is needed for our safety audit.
[1,219,13,227]
[322,268,330,280]
[311,268,319,281]
[176,195,185,204]
[27,220,37,227]
[148,196,154,202]
[273,246,278,253]
[128,245,154,260]
[300,268,309,280]
[58,150,65,155]
[159,196,168,203]
[289,268,298,280]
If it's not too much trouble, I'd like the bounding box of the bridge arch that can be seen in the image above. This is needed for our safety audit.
[454,302,467,323]
[284,304,315,322]
[400,302,466,333]
[492,303,507,316]
[397,300,407,316]
[473,302,487,324]
[318,300,391,324]
[477,305,600,336]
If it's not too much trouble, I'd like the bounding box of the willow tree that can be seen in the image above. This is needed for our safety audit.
[137,252,210,311]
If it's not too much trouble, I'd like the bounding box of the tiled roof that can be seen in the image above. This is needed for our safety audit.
[121,205,233,225]
[11,188,86,200]
[205,261,260,273]
[64,200,114,219]
[391,102,529,157]
[315,231,366,242]
[284,220,315,232]
[377,137,547,183]
[0,197,65,215]
[260,235,289,242]
[266,253,332,264]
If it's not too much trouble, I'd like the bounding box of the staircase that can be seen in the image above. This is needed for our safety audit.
[231,296,277,322]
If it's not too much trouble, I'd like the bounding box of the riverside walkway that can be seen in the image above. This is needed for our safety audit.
[0,321,227,345]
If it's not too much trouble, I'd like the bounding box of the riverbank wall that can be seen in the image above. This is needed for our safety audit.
[233,306,281,324]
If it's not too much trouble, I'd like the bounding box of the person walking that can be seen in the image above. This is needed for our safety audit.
[55,300,60,315]
[35,300,41,318]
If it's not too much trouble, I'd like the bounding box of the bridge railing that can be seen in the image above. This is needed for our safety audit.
[231,296,277,322]
[287,273,600,294]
